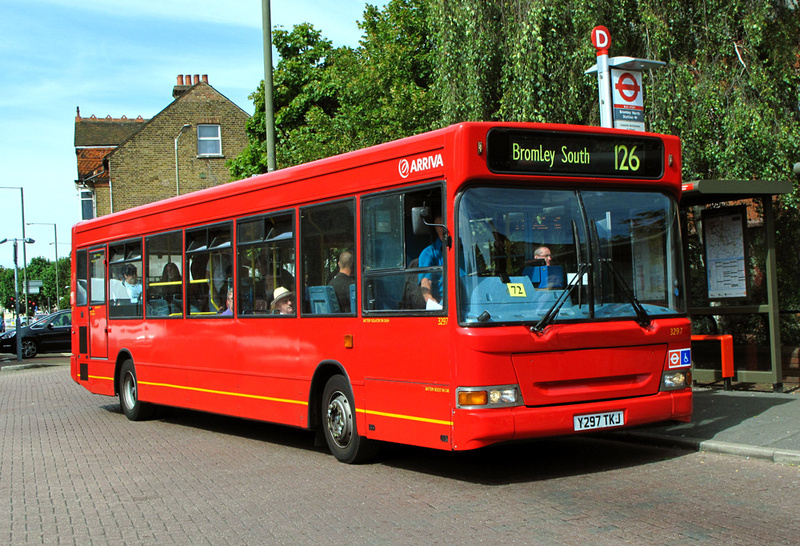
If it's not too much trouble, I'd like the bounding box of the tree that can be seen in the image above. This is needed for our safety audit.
[430,0,800,182]
[228,0,438,174]
[0,267,14,314]
[0,256,71,316]
[430,0,800,344]
[227,22,339,177]
[328,0,439,147]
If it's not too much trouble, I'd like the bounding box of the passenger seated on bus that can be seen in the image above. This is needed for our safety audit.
[218,289,234,316]
[399,259,426,310]
[272,287,295,315]
[524,246,566,289]
[328,250,355,312]
[534,246,553,266]
[418,214,444,309]
[122,264,143,303]
[161,262,181,282]
[255,256,295,311]
[160,262,182,312]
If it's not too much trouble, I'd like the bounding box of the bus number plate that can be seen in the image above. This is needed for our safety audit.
[573,411,624,431]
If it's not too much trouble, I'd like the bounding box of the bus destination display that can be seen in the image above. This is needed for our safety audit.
[486,128,664,179]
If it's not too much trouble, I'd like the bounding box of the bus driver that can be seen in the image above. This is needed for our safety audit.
[419,214,444,310]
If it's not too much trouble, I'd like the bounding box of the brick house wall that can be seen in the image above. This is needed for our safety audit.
[95,77,249,216]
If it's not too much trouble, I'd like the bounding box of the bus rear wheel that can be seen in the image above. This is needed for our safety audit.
[321,375,378,464]
[119,359,154,421]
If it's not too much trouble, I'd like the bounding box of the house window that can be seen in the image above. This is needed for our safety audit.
[80,190,95,220]
[197,124,222,156]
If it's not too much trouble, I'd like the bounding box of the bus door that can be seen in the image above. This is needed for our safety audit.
[88,248,108,359]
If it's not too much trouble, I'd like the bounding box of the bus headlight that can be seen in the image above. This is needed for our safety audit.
[457,385,521,409]
[661,370,691,391]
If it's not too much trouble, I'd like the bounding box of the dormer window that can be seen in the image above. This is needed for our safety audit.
[197,124,222,156]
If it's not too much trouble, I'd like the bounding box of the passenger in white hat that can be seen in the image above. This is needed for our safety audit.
[272,286,295,315]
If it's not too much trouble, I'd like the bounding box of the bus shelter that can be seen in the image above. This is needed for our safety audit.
[680,179,793,392]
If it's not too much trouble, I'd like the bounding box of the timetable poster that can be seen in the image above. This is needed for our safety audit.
[702,207,748,300]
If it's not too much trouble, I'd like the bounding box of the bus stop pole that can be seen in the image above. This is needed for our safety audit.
[591,26,613,128]
[763,196,783,392]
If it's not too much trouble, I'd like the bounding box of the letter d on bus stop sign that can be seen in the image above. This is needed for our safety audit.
[591,26,610,53]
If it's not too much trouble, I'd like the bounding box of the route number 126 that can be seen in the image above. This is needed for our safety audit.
[614,144,640,172]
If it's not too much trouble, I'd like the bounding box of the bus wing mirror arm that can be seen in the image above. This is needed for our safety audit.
[412,206,452,248]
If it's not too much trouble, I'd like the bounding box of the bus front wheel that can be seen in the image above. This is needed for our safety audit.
[119,359,154,421]
[321,375,378,464]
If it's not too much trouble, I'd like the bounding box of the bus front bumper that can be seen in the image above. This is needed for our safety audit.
[451,389,692,451]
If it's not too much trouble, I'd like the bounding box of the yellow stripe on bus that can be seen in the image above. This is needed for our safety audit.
[358,408,453,427]
[139,380,308,406]
[88,375,451,426]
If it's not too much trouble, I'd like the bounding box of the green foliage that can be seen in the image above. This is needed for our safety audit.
[233,1,800,184]
[327,0,439,148]
[0,256,70,316]
[228,0,439,175]
[0,267,14,312]
[227,23,336,178]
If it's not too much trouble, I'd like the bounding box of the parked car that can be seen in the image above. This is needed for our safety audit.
[0,309,71,359]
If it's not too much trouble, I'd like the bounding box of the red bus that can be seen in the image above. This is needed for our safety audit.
[70,122,692,463]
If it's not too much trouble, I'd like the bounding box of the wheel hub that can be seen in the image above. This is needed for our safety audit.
[326,391,353,448]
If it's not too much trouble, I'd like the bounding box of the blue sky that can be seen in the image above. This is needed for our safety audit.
[0,0,378,268]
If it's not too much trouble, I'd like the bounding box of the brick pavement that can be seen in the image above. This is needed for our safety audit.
[2,358,800,544]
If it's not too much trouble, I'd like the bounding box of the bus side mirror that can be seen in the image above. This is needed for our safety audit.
[412,206,452,248]
[412,206,430,235]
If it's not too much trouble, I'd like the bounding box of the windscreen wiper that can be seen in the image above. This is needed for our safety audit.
[531,262,591,333]
[601,259,651,328]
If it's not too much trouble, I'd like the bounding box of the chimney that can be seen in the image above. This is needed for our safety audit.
[173,74,192,99]
[202,74,208,84]
[193,74,200,84]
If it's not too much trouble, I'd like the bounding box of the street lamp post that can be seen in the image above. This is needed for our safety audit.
[262,0,276,171]
[0,237,35,361]
[0,186,29,315]
[27,222,59,310]
[174,124,192,196]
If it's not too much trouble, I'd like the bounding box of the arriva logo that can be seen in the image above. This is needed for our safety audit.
[398,153,444,179]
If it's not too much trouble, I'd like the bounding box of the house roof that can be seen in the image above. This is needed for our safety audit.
[76,147,114,182]
[74,111,148,147]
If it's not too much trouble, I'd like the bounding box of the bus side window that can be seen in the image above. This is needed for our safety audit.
[145,231,183,318]
[361,186,443,313]
[108,239,143,319]
[89,249,106,306]
[186,223,233,316]
[236,212,295,316]
[300,199,355,315]
[75,249,88,306]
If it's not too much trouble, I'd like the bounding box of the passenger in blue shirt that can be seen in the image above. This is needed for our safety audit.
[418,215,444,308]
